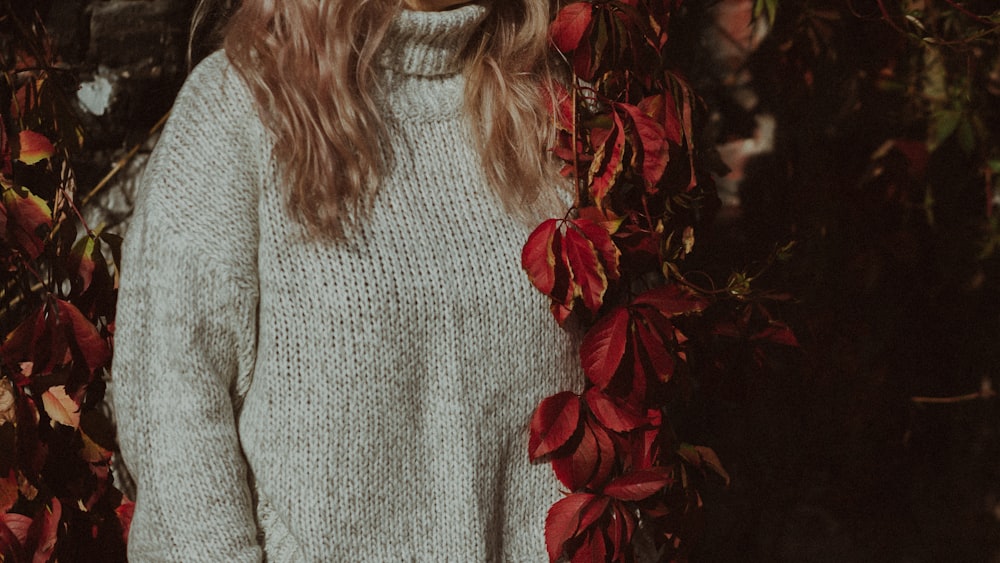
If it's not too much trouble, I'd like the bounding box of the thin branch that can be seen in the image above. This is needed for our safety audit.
[911,379,996,404]
[940,0,996,26]
[81,111,169,207]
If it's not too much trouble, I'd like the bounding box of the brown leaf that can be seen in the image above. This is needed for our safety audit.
[677,444,731,487]
[41,385,80,429]
[631,283,709,317]
[0,379,15,426]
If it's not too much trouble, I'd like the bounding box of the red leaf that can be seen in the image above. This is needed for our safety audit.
[551,2,594,53]
[573,218,621,282]
[588,113,626,208]
[2,187,52,260]
[16,131,54,165]
[892,138,929,177]
[523,219,560,297]
[58,299,110,373]
[3,513,31,547]
[0,471,15,515]
[630,424,661,470]
[529,392,582,462]
[711,320,740,339]
[1,305,60,378]
[115,500,134,544]
[678,78,698,191]
[590,419,617,488]
[572,40,595,81]
[580,307,630,389]
[545,492,597,562]
[0,200,7,237]
[608,501,637,561]
[626,332,648,405]
[550,301,573,325]
[0,299,108,380]
[563,226,608,313]
[570,528,608,563]
[69,235,100,294]
[577,494,610,533]
[620,102,669,187]
[631,283,709,317]
[584,387,648,432]
[645,90,683,146]
[553,417,599,490]
[751,322,800,347]
[603,468,672,501]
[633,310,676,384]
[30,498,60,563]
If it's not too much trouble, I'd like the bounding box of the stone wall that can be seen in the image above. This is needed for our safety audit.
[42,0,198,230]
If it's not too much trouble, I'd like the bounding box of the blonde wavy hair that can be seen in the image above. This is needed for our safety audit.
[191,0,561,237]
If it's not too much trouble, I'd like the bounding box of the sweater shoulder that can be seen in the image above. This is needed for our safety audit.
[169,50,263,138]
[129,50,266,271]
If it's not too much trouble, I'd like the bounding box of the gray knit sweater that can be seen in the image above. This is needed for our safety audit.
[112,4,580,562]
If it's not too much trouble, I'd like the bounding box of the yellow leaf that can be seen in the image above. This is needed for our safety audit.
[0,378,15,426]
[16,130,54,165]
[41,385,80,429]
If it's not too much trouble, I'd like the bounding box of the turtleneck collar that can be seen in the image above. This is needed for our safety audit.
[378,3,489,77]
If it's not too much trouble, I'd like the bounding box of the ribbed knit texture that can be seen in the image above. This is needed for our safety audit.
[112,4,580,562]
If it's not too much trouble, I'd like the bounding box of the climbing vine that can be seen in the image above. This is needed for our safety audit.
[0,3,130,561]
[523,1,796,561]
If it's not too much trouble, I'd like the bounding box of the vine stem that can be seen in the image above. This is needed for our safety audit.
[911,379,996,404]
[81,111,169,207]
[572,79,582,208]
[940,0,996,26]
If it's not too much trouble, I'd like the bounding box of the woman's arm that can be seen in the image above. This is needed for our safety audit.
[112,52,266,563]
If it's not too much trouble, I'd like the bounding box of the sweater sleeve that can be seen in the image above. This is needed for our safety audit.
[112,52,266,563]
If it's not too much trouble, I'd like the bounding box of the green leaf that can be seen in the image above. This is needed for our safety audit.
[69,235,99,294]
[956,118,975,155]
[754,0,778,24]
[929,109,961,151]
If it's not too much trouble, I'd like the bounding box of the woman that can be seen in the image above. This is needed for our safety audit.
[112,0,579,560]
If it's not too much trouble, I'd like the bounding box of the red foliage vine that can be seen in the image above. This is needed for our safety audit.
[523,2,796,560]
[0,5,130,561]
